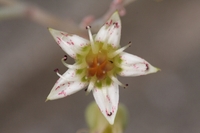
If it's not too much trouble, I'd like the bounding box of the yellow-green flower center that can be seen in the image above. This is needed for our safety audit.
[76,42,121,88]
[86,51,114,80]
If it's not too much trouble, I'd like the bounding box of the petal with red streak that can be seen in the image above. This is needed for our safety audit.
[117,52,159,77]
[92,82,119,125]
[47,68,88,100]
[49,28,89,59]
[95,12,121,48]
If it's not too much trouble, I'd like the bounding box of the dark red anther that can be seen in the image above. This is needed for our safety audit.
[123,84,128,89]
[109,60,113,63]
[128,41,132,47]
[54,68,59,72]
[64,55,68,61]
[86,26,91,29]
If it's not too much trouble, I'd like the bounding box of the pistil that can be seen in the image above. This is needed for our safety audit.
[85,48,115,81]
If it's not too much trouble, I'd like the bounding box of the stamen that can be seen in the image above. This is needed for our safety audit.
[86,77,96,93]
[108,41,132,58]
[54,68,67,80]
[124,84,128,89]
[86,26,98,54]
[61,56,86,69]
[64,55,67,61]
[54,68,82,81]
[110,76,128,88]
[54,68,59,72]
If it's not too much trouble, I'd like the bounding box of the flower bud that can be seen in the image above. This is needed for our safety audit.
[85,101,128,133]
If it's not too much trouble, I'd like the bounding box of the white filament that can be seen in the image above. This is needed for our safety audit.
[86,26,98,54]
[56,71,78,82]
[61,58,86,69]
[87,77,96,93]
[108,42,131,58]
[110,76,127,88]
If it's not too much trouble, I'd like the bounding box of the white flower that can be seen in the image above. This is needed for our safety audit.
[47,12,159,125]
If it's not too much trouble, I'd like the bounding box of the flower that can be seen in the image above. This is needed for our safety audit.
[47,12,159,125]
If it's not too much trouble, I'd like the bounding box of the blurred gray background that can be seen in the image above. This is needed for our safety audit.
[1,0,200,133]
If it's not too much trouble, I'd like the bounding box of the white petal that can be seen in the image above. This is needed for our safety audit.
[92,82,119,125]
[117,52,159,77]
[49,28,89,59]
[95,12,121,48]
[47,69,88,100]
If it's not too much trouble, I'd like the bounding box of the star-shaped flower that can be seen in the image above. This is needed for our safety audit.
[47,12,159,125]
